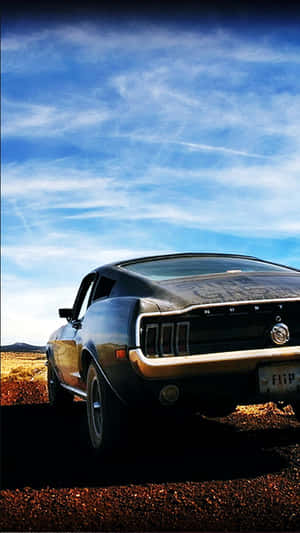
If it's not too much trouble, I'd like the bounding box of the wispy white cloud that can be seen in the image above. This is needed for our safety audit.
[4,168,114,195]
[2,243,159,268]
[5,82,300,161]
[36,154,297,239]
[1,245,162,344]
[3,99,110,137]
[111,71,300,143]
[178,141,270,159]
[2,276,76,345]
[2,29,53,52]
[118,134,270,159]
[4,24,300,162]
[3,154,300,239]
[2,161,131,221]
[4,23,300,67]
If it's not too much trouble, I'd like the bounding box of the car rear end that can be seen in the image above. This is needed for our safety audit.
[129,298,300,414]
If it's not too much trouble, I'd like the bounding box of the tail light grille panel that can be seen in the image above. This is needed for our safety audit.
[141,300,300,358]
[144,320,190,357]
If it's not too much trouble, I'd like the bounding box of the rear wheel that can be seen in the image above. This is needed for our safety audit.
[47,360,74,408]
[86,362,125,452]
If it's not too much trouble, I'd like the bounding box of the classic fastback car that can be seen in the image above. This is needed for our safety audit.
[47,253,300,451]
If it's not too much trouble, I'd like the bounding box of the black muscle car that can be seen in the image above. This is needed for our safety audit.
[47,253,300,451]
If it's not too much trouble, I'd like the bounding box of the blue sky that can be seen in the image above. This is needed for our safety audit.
[2,14,300,344]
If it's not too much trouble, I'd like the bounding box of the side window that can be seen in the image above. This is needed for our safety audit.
[78,282,94,320]
[73,274,96,321]
[92,276,115,301]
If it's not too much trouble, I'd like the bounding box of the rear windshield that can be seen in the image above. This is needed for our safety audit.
[121,256,293,281]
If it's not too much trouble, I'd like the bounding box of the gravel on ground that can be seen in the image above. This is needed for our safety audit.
[1,353,300,531]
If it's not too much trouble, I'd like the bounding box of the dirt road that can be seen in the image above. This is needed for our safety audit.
[1,357,300,531]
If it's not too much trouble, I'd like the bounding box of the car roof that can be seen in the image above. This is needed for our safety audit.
[93,252,261,274]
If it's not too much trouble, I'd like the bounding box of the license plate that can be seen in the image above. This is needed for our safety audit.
[258,363,300,395]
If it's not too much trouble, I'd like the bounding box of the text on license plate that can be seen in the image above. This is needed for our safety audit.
[258,363,300,394]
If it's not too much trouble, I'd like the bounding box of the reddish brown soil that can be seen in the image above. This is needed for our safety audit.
[1,376,300,531]
[1,376,48,406]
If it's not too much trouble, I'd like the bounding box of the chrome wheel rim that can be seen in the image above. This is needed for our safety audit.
[48,365,55,402]
[90,375,102,438]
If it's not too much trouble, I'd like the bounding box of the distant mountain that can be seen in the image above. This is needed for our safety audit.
[0,342,46,353]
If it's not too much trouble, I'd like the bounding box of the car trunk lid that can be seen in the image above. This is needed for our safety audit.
[158,271,300,307]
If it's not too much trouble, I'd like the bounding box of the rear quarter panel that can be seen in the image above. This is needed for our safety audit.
[80,297,158,405]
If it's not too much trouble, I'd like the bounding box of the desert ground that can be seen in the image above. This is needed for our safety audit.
[1,351,47,380]
[1,351,300,531]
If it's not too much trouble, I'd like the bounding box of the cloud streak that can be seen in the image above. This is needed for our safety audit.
[3,99,110,137]
[119,134,271,159]
[4,152,300,240]
[4,23,300,66]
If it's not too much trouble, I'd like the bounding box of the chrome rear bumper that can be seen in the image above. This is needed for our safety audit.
[129,346,300,379]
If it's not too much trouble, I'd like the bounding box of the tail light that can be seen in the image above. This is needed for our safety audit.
[176,322,190,355]
[145,324,159,357]
[144,320,190,357]
[160,323,174,356]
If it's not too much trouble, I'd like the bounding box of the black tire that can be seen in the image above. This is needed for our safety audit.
[47,360,74,408]
[291,401,300,421]
[86,362,125,452]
